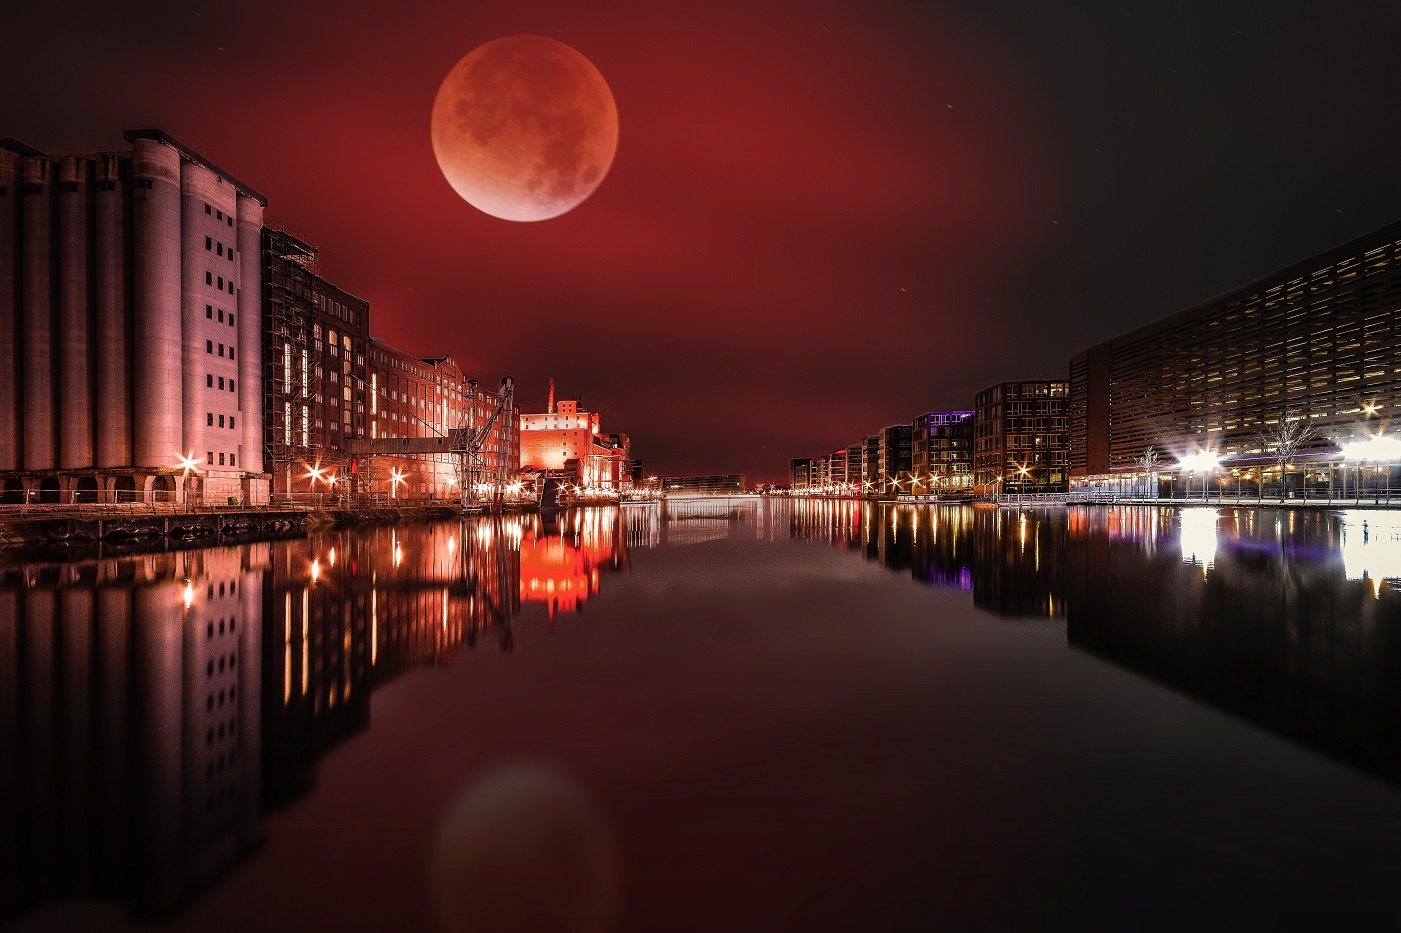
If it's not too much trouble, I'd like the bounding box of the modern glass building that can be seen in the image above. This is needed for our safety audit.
[1069,221,1401,496]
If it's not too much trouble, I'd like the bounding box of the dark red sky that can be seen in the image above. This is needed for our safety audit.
[7,1,1401,482]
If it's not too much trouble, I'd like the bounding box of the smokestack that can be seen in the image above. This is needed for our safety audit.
[548,378,555,414]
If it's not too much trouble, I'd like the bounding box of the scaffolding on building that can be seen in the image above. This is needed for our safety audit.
[261,228,325,497]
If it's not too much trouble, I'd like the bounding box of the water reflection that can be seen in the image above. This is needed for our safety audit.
[6,500,1401,922]
[784,498,1401,784]
[0,518,524,919]
[520,508,629,622]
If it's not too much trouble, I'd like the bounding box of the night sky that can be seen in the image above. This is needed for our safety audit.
[7,1,1401,482]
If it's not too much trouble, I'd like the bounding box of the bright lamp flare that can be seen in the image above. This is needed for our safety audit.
[1177,450,1222,473]
[1341,434,1401,462]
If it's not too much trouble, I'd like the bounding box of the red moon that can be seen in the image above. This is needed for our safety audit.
[431,36,619,222]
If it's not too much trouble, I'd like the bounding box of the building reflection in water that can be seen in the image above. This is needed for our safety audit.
[8,502,1401,919]
[0,546,267,918]
[519,508,629,623]
[0,516,525,920]
[786,497,1401,784]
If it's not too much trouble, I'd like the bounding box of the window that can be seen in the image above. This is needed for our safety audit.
[207,374,213,387]
[216,209,223,221]
[228,280,234,294]
[207,451,214,464]
[205,236,212,251]
[216,243,223,257]
[206,304,212,319]
[229,347,235,360]
[205,271,212,286]
[230,416,235,429]
[229,379,235,392]
[218,377,225,390]
[218,415,225,428]
[217,308,223,323]
[219,452,225,465]
[217,276,223,289]
[207,412,213,426]
[218,343,224,357]
[230,453,235,466]
[205,204,211,215]
[206,340,213,353]
[229,312,235,327]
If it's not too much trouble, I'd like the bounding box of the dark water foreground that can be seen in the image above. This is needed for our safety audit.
[5,501,1401,931]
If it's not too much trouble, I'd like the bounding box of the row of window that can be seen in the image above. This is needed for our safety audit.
[205,304,235,327]
[204,270,236,294]
[203,203,235,227]
[205,340,235,359]
[207,451,236,467]
[204,235,236,261]
[206,412,236,429]
[206,374,237,392]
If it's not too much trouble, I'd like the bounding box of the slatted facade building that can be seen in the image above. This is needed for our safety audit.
[1070,221,1401,484]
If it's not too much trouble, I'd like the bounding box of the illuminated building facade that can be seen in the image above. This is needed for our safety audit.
[877,424,913,494]
[973,381,1069,492]
[911,410,974,491]
[261,228,370,499]
[0,130,266,505]
[861,435,881,489]
[364,344,520,501]
[659,474,746,494]
[519,387,629,489]
[1070,221,1401,493]
[827,448,851,487]
[790,457,812,489]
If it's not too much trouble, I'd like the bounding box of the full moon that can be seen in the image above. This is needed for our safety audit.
[431,36,619,222]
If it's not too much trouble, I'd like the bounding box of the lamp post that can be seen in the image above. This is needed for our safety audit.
[1341,433,1401,506]
[177,452,202,513]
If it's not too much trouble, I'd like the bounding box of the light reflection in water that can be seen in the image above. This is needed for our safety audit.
[6,501,1401,924]
[1178,508,1219,571]
[1340,510,1401,589]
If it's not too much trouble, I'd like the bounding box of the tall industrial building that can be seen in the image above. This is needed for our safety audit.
[1070,221,1401,487]
[973,381,1070,492]
[0,130,266,505]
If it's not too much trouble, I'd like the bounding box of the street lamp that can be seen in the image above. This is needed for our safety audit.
[1341,433,1401,503]
[1177,450,1221,500]
[390,467,405,500]
[177,451,202,511]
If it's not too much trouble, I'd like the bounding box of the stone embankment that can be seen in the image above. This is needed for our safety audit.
[0,504,470,547]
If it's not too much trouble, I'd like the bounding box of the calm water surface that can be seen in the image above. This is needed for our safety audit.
[5,500,1401,931]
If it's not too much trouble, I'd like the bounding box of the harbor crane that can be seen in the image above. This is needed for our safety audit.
[346,376,515,512]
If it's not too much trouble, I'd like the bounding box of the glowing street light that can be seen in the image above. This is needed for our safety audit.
[390,468,405,499]
[1342,433,1401,502]
[1177,450,1222,499]
[177,451,202,509]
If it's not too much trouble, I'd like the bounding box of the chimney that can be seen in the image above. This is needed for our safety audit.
[548,378,555,414]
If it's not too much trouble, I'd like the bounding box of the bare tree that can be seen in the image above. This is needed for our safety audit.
[1256,412,1317,499]
[1136,445,1159,497]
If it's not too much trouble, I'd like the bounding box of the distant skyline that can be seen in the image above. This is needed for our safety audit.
[7,1,1401,482]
